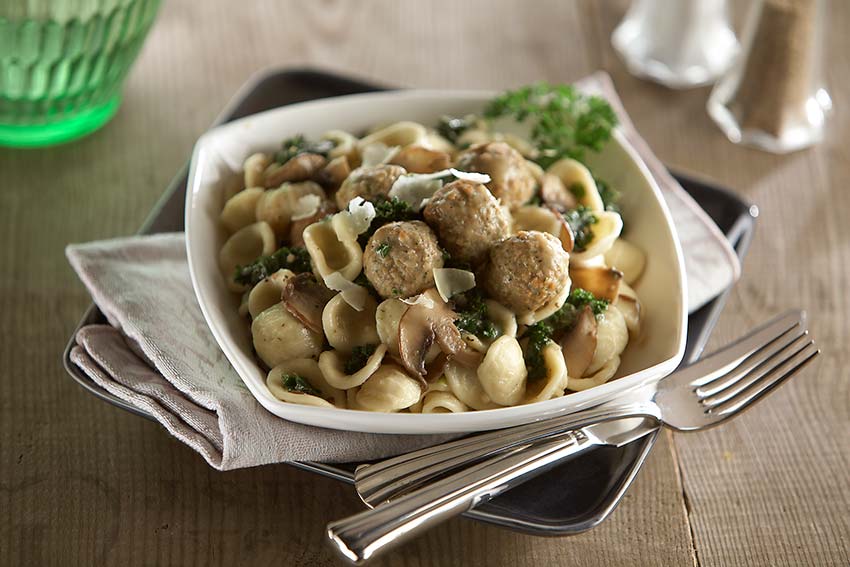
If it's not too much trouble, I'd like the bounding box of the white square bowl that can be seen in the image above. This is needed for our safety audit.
[185,90,687,434]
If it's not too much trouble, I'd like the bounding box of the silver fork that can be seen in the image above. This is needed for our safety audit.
[326,310,819,564]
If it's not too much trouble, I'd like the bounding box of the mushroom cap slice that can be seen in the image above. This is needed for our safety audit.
[560,305,598,379]
[264,153,327,188]
[281,273,336,334]
[397,289,482,381]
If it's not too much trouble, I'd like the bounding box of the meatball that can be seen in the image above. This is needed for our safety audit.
[364,221,444,299]
[423,179,510,266]
[335,164,406,209]
[483,231,570,313]
[454,142,536,210]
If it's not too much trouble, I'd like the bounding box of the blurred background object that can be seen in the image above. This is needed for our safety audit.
[707,0,831,153]
[0,0,161,148]
[611,0,739,89]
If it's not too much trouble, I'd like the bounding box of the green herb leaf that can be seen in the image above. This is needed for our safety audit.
[595,177,622,216]
[274,134,335,164]
[484,83,618,169]
[562,206,598,252]
[358,196,418,246]
[376,242,392,258]
[281,373,322,397]
[436,115,472,144]
[345,344,378,375]
[233,246,312,287]
[454,291,499,340]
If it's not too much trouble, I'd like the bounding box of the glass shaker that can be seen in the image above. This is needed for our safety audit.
[612,0,739,89]
[707,0,832,153]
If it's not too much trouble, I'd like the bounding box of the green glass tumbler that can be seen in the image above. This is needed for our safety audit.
[0,0,161,148]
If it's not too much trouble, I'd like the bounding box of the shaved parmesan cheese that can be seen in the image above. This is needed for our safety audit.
[401,293,436,309]
[388,171,445,209]
[433,268,476,302]
[323,271,369,311]
[361,143,400,167]
[347,197,376,234]
[290,194,322,221]
[331,212,358,244]
[449,168,491,184]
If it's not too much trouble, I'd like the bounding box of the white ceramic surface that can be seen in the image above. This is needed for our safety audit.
[185,90,687,434]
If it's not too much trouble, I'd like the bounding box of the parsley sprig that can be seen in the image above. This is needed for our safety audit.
[483,83,618,169]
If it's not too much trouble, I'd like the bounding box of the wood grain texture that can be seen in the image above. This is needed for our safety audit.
[0,0,846,565]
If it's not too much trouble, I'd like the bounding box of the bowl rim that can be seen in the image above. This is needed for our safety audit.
[185,88,688,434]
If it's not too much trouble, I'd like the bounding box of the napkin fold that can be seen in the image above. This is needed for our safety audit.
[67,72,740,471]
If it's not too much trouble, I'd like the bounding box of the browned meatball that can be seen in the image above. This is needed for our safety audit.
[423,179,510,266]
[364,221,444,299]
[454,142,536,210]
[483,231,570,313]
[335,164,406,209]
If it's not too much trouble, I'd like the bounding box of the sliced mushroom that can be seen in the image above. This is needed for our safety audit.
[569,265,623,302]
[281,273,336,334]
[315,155,351,191]
[397,288,482,381]
[540,173,577,211]
[389,145,452,174]
[546,204,575,253]
[264,153,327,188]
[289,199,337,247]
[614,282,642,337]
[560,305,597,378]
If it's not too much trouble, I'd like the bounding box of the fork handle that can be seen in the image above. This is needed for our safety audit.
[326,429,596,564]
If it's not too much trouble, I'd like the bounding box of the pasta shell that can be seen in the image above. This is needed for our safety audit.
[421,391,469,413]
[486,300,518,338]
[604,238,646,285]
[585,306,628,376]
[376,298,409,355]
[303,219,363,282]
[243,152,271,189]
[568,355,620,391]
[524,342,568,404]
[357,121,428,150]
[614,282,642,338]
[477,335,527,406]
[255,181,326,239]
[570,211,624,265]
[546,158,604,212]
[219,221,277,292]
[318,344,388,390]
[323,129,359,163]
[512,205,562,237]
[267,358,345,408]
[247,269,295,319]
[251,303,323,368]
[322,293,380,352]
[356,365,423,412]
[220,187,264,234]
[444,361,501,410]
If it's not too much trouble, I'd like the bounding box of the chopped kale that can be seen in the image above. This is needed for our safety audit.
[281,373,322,397]
[568,182,586,199]
[274,134,335,164]
[358,196,418,246]
[436,115,473,144]
[563,206,598,252]
[345,344,378,375]
[596,177,622,216]
[454,291,499,340]
[523,288,609,379]
[484,83,618,169]
[376,242,392,258]
[526,192,543,206]
[233,246,312,287]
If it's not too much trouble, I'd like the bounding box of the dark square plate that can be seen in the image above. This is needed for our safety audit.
[62,68,756,535]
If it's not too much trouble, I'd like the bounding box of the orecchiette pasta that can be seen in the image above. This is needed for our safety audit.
[267,358,346,408]
[219,90,646,413]
[355,365,423,412]
[477,335,527,406]
[252,303,323,368]
[219,221,276,292]
[322,293,380,352]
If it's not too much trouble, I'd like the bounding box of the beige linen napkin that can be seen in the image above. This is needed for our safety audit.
[67,73,741,470]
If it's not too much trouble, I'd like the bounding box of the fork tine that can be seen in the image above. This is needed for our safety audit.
[696,328,809,398]
[706,342,819,418]
[687,310,804,387]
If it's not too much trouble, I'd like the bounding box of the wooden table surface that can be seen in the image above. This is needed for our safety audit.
[1,1,848,565]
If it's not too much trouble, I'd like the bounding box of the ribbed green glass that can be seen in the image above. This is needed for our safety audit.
[0,0,161,148]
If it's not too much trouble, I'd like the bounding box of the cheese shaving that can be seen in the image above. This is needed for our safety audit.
[449,168,491,184]
[347,196,376,234]
[290,194,322,221]
[433,268,476,302]
[323,271,369,311]
[361,143,400,168]
[401,293,436,309]
[388,174,443,210]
